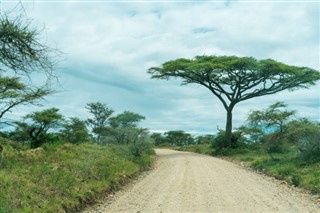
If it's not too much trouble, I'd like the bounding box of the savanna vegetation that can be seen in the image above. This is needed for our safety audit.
[0,12,154,212]
[0,141,154,213]
[149,54,319,195]
[159,102,320,194]
[1,5,319,213]
[148,55,320,147]
[0,101,155,213]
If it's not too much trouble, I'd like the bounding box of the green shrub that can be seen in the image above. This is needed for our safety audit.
[298,131,320,161]
[211,134,226,152]
[129,140,154,158]
[211,131,246,155]
[194,146,202,153]
[291,175,300,187]
[261,133,288,154]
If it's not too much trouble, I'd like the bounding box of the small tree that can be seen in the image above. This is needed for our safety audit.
[244,102,295,153]
[16,108,63,148]
[150,133,169,146]
[164,130,195,146]
[237,125,264,144]
[247,102,295,134]
[86,102,113,144]
[129,131,154,158]
[284,118,320,160]
[62,117,89,144]
[285,118,320,143]
[148,55,320,148]
[109,111,145,128]
[109,111,146,144]
[196,134,215,144]
[0,77,50,124]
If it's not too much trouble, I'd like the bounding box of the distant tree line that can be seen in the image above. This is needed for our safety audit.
[1,102,149,148]
[0,13,153,157]
[150,130,215,147]
[152,101,320,161]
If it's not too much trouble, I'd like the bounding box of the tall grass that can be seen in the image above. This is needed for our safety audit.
[0,141,154,212]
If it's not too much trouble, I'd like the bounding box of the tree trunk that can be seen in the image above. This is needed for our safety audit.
[97,134,101,144]
[224,102,237,148]
[225,108,233,148]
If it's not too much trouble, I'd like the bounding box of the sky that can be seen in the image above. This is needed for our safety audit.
[2,0,320,135]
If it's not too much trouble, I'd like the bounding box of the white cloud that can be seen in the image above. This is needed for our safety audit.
[2,1,319,135]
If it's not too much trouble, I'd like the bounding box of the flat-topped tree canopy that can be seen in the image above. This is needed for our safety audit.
[148,55,320,148]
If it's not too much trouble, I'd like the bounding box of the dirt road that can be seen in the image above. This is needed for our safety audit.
[84,149,319,213]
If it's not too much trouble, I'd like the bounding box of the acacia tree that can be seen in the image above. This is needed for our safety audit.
[86,102,113,144]
[150,133,168,146]
[239,102,295,143]
[0,77,50,124]
[109,111,145,144]
[247,102,295,134]
[0,15,55,75]
[164,130,195,146]
[62,117,89,144]
[148,55,320,148]
[13,108,63,148]
[109,111,145,129]
[0,14,57,125]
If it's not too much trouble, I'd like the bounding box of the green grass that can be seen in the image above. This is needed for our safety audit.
[249,153,320,194]
[170,144,320,195]
[0,140,155,213]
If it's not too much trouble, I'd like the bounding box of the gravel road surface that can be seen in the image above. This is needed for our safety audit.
[83,149,319,213]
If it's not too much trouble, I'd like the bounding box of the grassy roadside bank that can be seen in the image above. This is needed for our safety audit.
[173,144,320,195]
[0,139,155,213]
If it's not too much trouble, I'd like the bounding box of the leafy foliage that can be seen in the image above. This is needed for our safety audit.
[298,134,320,161]
[211,130,244,154]
[285,118,320,144]
[0,15,56,75]
[289,119,320,161]
[148,55,320,147]
[108,111,146,145]
[150,133,169,146]
[12,108,64,148]
[0,76,50,124]
[129,134,154,158]
[196,134,215,144]
[247,102,295,134]
[109,111,145,128]
[260,133,288,154]
[164,130,195,146]
[237,125,264,143]
[61,117,89,144]
[86,102,113,144]
[240,102,298,154]
[0,15,58,125]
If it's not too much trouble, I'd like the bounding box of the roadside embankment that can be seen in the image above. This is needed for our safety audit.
[0,140,154,213]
